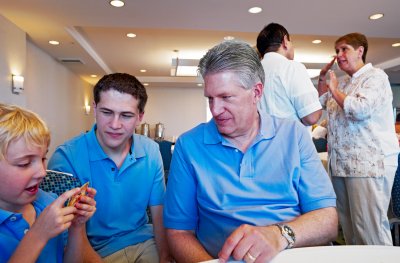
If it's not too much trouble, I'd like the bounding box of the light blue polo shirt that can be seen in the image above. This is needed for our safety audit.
[0,190,64,262]
[164,112,336,257]
[48,124,165,257]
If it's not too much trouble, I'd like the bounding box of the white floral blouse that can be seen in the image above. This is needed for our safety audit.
[320,63,399,178]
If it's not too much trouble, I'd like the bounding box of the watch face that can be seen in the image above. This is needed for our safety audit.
[284,225,295,237]
[276,224,295,249]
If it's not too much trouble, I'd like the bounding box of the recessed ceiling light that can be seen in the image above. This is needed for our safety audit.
[110,0,124,7]
[127,33,136,38]
[143,83,149,86]
[48,40,59,45]
[248,7,262,14]
[392,43,400,47]
[369,13,384,20]
[224,36,235,41]
[90,74,97,78]
[140,69,147,73]
[312,40,322,44]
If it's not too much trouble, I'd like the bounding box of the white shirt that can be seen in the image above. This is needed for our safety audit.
[258,52,322,122]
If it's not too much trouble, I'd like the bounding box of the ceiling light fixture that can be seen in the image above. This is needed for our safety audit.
[392,43,400,47]
[171,58,199,77]
[224,36,235,41]
[369,13,384,20]
[49,40,59,45]
[171,50,200,77]
[143,83,149,86]
[127,33,136,38]
[312,40,322,44]
[248,7,262,14]
[110,0,125,7]
[140,69,147,73]
[90,74,97,78]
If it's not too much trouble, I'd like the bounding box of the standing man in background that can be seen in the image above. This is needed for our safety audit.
[256,22,322,126]
[48,73,171,262]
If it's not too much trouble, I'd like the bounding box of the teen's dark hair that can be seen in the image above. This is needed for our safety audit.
[93,73,148,113]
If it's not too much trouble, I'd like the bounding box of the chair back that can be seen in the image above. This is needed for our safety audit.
[392,154,400,218]
[156,140,173,171]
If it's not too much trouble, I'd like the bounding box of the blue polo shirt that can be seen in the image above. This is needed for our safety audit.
[164,112,336,257]
[0,190,64,262]
[48,125,165,257]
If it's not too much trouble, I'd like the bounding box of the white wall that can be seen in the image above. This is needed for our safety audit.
[0,14,26,106]
[0,15,93,156]
[144,86,207,141]
[25,42,94,155]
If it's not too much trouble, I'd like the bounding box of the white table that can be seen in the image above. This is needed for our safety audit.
[200,245,400,263]
[271,245,399,263]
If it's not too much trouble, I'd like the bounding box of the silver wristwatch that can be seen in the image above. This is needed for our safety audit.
[275,224,296,249]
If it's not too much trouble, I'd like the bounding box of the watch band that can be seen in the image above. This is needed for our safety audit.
[275,224,296,249]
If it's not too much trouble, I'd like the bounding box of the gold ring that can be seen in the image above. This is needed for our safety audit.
[246,252,256,262]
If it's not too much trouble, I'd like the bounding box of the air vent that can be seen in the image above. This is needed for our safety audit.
[59,58,85,64]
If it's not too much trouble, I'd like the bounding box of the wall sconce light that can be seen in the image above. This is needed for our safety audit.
[84,105,91,115]
[12,75,24,94]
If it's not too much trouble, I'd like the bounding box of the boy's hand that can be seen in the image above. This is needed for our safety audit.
[71,187,97,226]
[30,188,81,242]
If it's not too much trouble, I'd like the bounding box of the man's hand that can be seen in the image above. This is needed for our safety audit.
[218,224,286,263]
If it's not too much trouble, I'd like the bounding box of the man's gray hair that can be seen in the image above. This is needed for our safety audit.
[198,40,265,90]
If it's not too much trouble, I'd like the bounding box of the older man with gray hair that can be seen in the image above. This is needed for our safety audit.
[164,40,337,263]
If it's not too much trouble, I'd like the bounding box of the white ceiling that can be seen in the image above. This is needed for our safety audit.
[1,0,400,87]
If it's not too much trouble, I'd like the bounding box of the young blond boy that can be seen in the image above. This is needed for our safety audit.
[0,103,96,262]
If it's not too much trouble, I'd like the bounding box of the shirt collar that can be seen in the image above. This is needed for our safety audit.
[0,190,49,224]
[0,208,14,224]
[86,124,141,161]
[352,63,372,79]
[263,52,287,61]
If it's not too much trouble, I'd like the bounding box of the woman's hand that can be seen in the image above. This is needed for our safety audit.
[319,56,336,80]
[318,57,336,96]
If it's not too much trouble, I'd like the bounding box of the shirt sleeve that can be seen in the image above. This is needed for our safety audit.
[163,138,198,230]
[343,73,392,121]
[148,143,166,206]
[296,123,337,213]
[288,63,322,119]
[48,145,78,177]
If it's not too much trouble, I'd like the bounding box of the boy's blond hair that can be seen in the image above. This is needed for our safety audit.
[0,103,50,160]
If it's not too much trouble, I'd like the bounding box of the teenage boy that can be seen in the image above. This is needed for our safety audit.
[49,73,171,262]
